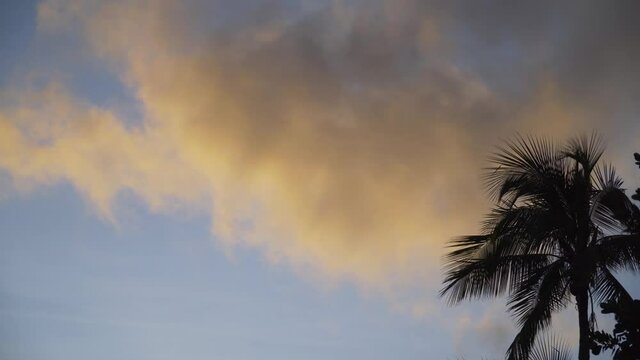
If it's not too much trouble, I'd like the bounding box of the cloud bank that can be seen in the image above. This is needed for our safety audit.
[2,0,640,294]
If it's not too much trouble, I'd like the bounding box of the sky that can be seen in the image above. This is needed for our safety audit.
[0,0,639,359]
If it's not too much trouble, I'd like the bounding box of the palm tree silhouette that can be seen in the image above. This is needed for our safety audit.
[440,134,640,360]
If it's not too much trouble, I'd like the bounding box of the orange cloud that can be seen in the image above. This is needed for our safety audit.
[3,0,631,303]
[0,84,209,220]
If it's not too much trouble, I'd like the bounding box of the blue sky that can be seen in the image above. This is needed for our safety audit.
[0,185,451,359]
[1,1,640,359]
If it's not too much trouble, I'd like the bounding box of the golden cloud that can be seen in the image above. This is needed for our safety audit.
[2,0,627,298]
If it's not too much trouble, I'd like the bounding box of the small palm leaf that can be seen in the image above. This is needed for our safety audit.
[529,334,573,360]
[563,132,605,175]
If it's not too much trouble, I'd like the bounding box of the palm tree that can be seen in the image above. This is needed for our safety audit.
[440,134,640,360]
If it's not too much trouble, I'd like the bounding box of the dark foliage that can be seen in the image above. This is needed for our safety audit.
[591,298,640,360]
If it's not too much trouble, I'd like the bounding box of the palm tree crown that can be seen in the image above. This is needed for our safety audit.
[440,135,640,360]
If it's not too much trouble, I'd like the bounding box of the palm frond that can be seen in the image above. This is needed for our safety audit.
[507,260,569,322]
[441,234,557,305]
[591,164,633,233]
[482,205,572,257]
[529,333,573,360]
[593,163,624,191]
[591,266,633,305]
[563,132,605,175]
[595,234,640,272]
[485,135,560,202]
[506,260,569,360]
[443,235,491,264]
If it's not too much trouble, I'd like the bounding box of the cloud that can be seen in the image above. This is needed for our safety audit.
[0,83,209,220]
[2,0,640,301]
[450,303,514,357]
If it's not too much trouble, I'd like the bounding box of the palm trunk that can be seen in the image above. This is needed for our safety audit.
[576,290,590,360]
